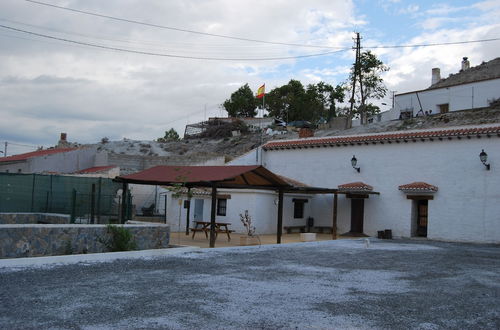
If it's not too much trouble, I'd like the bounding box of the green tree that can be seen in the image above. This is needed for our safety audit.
[223,83,258,117]
[265,80,344,123]
[348,50,388,123]
[157,128,180,142]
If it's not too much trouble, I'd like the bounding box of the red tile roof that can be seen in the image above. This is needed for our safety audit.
[399,182,438,193]
[338,182,373,192]
[0,148,78,163]
[263,125,500,150]
[76,165,118,174]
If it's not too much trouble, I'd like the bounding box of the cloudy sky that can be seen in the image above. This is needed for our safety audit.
[1,0,499,155]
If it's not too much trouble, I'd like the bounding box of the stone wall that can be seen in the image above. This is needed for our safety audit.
[0,213,70,224]
[0,224,170,259]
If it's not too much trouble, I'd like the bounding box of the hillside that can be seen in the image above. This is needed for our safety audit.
[89,107,500,165]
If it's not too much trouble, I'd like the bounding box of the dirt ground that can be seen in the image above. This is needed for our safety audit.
[0,239,499,329]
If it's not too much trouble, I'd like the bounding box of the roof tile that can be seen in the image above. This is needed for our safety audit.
[0,148,78,163]
[399,182,438,193]
[338,182,373,191]
[263,125,500,150]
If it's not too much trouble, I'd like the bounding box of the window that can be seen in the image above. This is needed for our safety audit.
[438,103,449,113]
[217,198,227,216]
[293,199,308,218]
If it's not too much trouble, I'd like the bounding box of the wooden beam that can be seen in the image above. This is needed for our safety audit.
[332,193,338,240]
[209,184,217,248]
[406,195,434,200]
[277,189,284,244]
[346,193,369,199]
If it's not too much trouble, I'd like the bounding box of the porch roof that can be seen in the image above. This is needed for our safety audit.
[114,165,293,190]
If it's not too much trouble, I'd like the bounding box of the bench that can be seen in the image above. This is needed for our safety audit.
[191,221,234,241]
[311,226,333,234]
[190,227,209,239]
[284,225,306,234]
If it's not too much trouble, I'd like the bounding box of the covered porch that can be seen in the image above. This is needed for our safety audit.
[115,165,346,247]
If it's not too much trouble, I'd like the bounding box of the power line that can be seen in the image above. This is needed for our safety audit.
[0,24,349,61]
[365,38,500,49]
[25,0,343,50]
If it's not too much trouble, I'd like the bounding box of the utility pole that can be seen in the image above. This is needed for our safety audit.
[4,142,7,157]
[347,32,362,129]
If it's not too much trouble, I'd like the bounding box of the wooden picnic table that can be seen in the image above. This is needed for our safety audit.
[190,221,234,241]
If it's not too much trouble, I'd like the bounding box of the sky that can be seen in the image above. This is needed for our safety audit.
[0,0,499,155]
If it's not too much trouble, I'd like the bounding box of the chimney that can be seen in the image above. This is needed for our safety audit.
[431,68,441,85]
[60,133,67,141]
[299,128,314,138]
[461,57,470,71]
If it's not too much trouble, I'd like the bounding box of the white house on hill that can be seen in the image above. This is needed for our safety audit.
[394,57,500,118]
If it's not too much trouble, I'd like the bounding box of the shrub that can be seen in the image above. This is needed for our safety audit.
[100,225,137,252]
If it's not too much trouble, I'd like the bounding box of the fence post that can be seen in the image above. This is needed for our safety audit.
[96,177,102,224]
[90,183,96,224]
[30,174,36,212]
[70,189,76,223]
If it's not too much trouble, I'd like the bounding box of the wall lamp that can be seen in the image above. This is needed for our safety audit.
[351,155,360,173]
[479,149,490,170]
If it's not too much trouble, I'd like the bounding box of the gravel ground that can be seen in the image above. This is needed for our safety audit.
[1,239,499,329]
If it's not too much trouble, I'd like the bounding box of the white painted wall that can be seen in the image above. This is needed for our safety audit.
[395,78,500,115]
[166,189,314,235]
[0,147,98,174]
[259,132,499,243]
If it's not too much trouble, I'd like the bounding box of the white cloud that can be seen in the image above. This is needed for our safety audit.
[0,0,497,153]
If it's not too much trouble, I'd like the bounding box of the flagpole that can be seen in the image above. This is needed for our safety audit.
[260,92,264,165]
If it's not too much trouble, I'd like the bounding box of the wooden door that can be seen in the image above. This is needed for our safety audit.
[417,200,428,237]
[350,198,365,233]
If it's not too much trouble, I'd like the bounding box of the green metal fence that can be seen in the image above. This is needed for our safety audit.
[0,173,124,223]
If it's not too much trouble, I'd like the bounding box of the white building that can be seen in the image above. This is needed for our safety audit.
[394,57,500,118]
[227,124,499,243]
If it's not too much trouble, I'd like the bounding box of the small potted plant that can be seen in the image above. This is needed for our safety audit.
[239,210,260,246]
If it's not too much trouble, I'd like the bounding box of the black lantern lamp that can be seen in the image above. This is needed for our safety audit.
[479,149,490,170]
[351,155,360,173]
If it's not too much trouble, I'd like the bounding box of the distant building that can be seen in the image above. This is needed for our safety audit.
[394,57,500,118]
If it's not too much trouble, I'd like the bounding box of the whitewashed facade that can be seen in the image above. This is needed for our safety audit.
[165,188,313,235]
[395,78,500,116]
[394,57,500,117]
[230,124,500,243]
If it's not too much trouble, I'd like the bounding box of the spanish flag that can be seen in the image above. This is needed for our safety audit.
[256,84,265,99]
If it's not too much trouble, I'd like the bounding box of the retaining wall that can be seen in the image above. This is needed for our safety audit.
[0,224,170,259]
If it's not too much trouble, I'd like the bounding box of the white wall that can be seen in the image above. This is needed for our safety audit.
[395,79,500,115]
[260,133,500,243]
[166,189,315,235]
[29,147,97,173]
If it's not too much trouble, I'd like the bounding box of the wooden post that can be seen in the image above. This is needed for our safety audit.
[185,187,191,235]
[121,182,128,224]
[332,193,338,239]
[209,184,217,248]
[277,188,284,244]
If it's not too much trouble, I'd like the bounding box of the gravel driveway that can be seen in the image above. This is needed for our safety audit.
[1,239,499,329]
